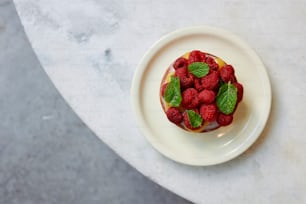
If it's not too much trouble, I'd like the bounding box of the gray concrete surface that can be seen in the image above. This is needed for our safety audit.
[0,1,191,203]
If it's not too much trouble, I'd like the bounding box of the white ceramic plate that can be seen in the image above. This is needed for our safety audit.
[131,26,271,166]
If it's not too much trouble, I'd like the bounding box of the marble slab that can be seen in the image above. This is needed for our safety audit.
[13,0,306,203]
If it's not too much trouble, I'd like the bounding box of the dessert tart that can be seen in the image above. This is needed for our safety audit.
[160,50,243,132]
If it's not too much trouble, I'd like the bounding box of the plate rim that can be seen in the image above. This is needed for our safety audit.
[131,26,271,166]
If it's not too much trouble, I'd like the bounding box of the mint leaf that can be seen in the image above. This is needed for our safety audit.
[188,62,209,78]
[187,110,203,128]
[216,82,238,114]
[164,76,182,107]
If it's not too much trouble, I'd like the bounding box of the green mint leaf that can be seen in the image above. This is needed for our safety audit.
[216,82,238,115]
[187,110,203,128]
[164,76,182,107]
[188,62,209,78]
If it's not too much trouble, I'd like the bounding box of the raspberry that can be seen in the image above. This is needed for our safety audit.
[174,67,187,78]
[194,78,204,92]
[205,56,215,64]
[217,113,233,126]
[205,56,219,71]
[180,75,194,89]
[194,70,219,91]
[200,104,217,122]
[183,109,201,130]
[166,107,183,124]
[202,71,219,90]
[181,88,199,109]
[233,82,243,103]
[200,52,206,61]
[198,90,216,104]
[161,83,168,97]
[189,50,206,63]
[173,57,188,70]
[183,112,193,129]
[175,67,194,89]
[208,62,219,71]
[220,65,235,83]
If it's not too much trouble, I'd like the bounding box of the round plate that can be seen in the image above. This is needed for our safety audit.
[131,26,271,166]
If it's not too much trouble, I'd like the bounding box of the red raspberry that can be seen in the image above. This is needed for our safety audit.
[175,67,194,89]
[217,113,233,126]
[189,50,206,63]
[220,65,235,83]
[161,83,168,97]
[183,112,193,129]
[205,56,219,71]
[174,67,187,78]
[194,78,204,92]
[166,107,183,125]
[181,88,199,109]
[199,52,206,61]
[202,71,219,90]
[205,56,215,64]
[183,110,202,130]
[173,57,188,70]
[208,62,219,71]
[180,75,194,89]
[194,70,219,91]
[233,82,243,103]
[198,90,216,104]
[200,104,217,122]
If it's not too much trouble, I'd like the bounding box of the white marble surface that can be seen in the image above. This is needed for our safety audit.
[13,0,306,203]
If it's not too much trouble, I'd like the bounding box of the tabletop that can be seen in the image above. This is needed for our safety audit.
[13,0,306,203]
